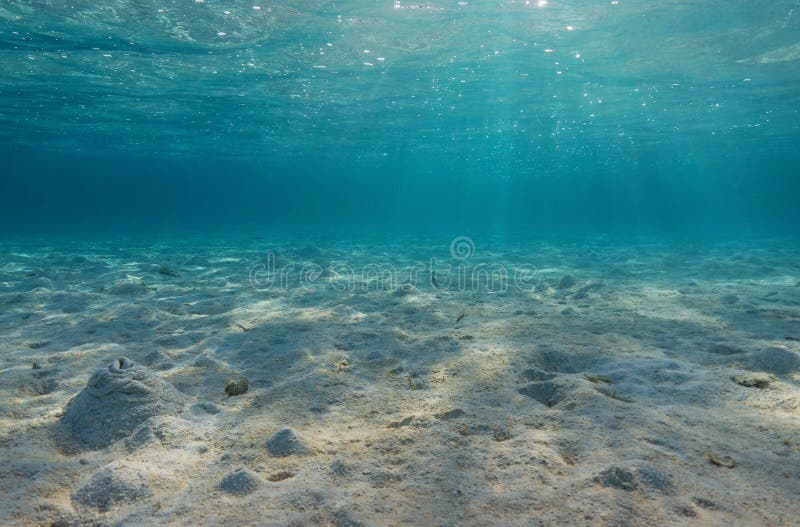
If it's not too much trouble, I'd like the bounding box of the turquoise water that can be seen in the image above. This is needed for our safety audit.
[3,5,800,524]
[1,1,799,239]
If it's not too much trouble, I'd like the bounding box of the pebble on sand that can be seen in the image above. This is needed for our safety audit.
[731,372,775,389]
[595,466,638,491]
[225,377,249,396]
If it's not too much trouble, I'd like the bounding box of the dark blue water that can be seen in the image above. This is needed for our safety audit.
[2,1,799,241]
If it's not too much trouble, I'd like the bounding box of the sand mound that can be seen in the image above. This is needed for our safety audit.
[61,357,188,449]
[72,461,160,512]
[557,274,578,289]
[747,346,800,374]
[265,428,311,457]
[594,462,673,493]
[125,415,196,451]
[108,279,148,295]
[217,468,263,496]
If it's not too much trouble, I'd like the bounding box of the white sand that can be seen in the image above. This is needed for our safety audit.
[1,238,799,526]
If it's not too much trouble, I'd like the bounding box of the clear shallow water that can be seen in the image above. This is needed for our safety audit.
[1,1,799,239]
[3,6,800,523]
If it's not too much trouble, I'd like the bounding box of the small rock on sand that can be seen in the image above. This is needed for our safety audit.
[595,466,638,490]
[731,372,775,389]
[267,470,294,482]
[493,425,512,442]
[707,452,736,468]
[225,377,249,396]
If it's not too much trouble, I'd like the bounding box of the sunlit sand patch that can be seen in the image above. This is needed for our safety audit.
[0,242,799,525]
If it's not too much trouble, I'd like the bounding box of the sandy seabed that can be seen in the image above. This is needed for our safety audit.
[1,238,799,526]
